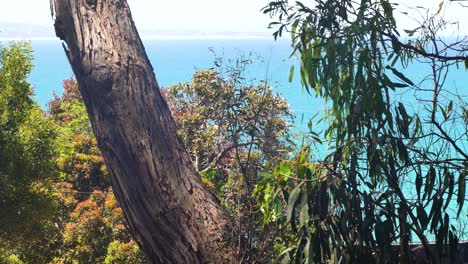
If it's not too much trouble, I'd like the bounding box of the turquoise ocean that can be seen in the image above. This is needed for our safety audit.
[28,38,467,128]
[27,38,468,240]
[29,39,320,121]
[29,38,467,127]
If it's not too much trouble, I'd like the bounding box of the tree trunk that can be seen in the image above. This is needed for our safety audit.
[50,0,238,263]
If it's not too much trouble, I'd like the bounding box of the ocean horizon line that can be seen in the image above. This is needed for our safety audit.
[0,34,282,41]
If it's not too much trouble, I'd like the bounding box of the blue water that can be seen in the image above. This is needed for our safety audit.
[28,39,322,127]
[27,39,467,132]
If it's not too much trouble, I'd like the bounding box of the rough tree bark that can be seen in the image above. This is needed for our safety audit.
[50,0,238,263]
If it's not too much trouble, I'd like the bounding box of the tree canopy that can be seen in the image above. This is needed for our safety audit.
[257,0,468,262]
[0,42,59,263]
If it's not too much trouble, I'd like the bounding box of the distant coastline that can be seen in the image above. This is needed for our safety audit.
[0,35,274,41]
[0,22,275,41]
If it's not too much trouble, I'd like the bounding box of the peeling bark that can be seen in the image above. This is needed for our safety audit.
[50,1,238,263]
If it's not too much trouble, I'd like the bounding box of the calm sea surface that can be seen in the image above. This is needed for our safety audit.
[28,38,467,127]
[28,38,467,126]
[28,39,320,123]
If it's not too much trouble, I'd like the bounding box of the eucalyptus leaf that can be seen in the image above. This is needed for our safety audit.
[287,183,303,222]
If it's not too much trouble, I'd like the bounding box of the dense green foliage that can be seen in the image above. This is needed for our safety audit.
[0,42,59,263]
[0,43,147,264]
[164,56,293,261]
[258,0,468,263]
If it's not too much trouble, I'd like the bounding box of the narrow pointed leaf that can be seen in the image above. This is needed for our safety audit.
[287,183,302,222]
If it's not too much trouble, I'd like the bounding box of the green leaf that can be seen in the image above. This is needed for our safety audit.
[430,197,442,232]
[404,29,415,37]
[416,172,422,199]
[259,171,272,179]
[279,247,295,257]
[375,219,385,245]
[436,1,443,15]
[417,205,428,230]
[287,183,302,222]
[296,165,306,179]
[299,196,309,228]
[424,166,436,200]
[391,53,401,67]
[442,213,449,239]
[380,0,394,19]
[385,65,414,86]
[440,104,448,120]
[291,20,300,40]
[403,27,421,37]
[444,171,454,210]
[457,171,466,218]
[398,102,409,120]
[447,100,453,113]
[392,82,409,88]
[279,163,292,177]
[274,197,282,218]
[413,115,421,136]
[397,103,410,137]
[396,139,409,164]
[289,65,295,82]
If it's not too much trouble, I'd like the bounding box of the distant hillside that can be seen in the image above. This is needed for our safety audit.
[0,22,271,40]
[0,22,55,39]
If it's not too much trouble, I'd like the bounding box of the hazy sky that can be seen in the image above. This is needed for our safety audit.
[0,0,466,33]
[0,0,273,32]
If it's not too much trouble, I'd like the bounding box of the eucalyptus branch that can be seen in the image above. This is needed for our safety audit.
[386,33,468,61]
